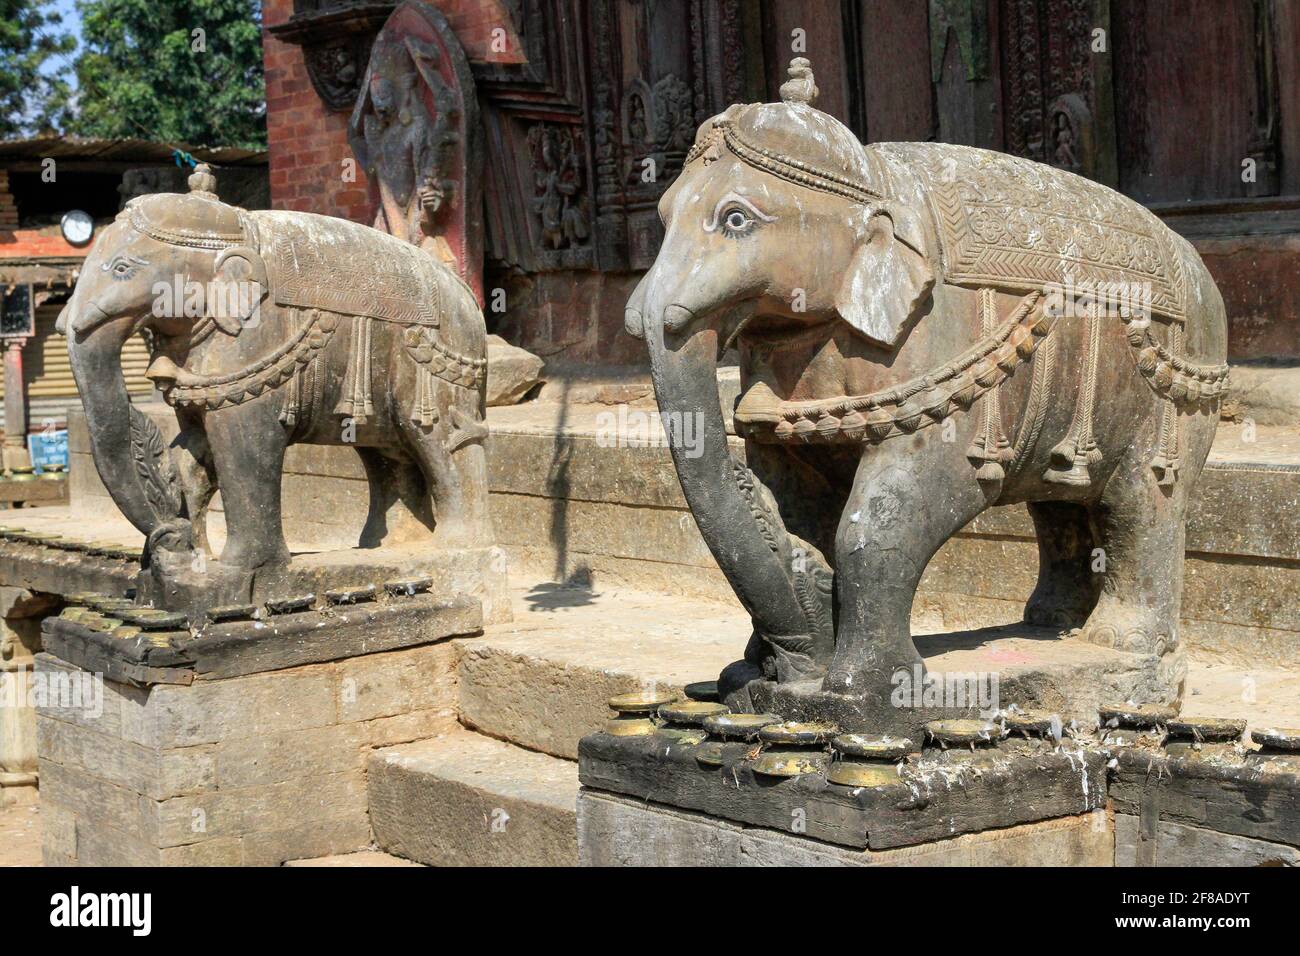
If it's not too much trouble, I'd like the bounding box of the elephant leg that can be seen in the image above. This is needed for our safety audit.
[747,442,849,565]
[355,447,435,547]
[825,433,990,696]
[1023,501,1100,629]
[203,401,290,571]
[1078,441,1190,660]
[397,401,492,550]
[171,418,217,555]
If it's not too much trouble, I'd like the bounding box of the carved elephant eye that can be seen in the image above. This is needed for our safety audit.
[704,192,775,239]
[722,209,753,235]
[103,254,147,281]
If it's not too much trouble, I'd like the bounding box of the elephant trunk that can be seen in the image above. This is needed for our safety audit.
[641,307,809,646]
[67,313,172,539]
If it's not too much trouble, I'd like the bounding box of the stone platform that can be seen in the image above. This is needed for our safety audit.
[578,791,1113,866]
[580,730,1109,851]
[35,587,482,866]
[3,573,1300,866]
[0,534,511,628]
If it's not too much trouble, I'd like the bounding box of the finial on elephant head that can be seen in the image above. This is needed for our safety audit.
[780,57,818,106]
[187,163,219,200]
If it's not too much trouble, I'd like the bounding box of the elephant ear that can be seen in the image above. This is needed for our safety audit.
[208,245,269,335]
[835,207,935,349]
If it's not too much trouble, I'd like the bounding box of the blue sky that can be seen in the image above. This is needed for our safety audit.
[42,0,83,86]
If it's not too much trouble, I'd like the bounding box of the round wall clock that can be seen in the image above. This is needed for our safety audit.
[60,209,94,247]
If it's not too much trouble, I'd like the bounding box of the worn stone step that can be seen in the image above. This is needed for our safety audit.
[283,850,423,867]
[459,583,749,760]
[461,577,1300,762]
[367,729,579,867]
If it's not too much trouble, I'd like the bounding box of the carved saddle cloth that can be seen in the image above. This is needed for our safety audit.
[252,212,485,427]
[259,211,444,326]
[874,142,1189,323]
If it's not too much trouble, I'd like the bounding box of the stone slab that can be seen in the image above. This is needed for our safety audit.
[486,334,545,406]
[42,592,481,685]
[368,729,579,867]
[577,790,1113,866]
[460,580,1187,758]
[248,544,511,626]
[919,624,1177,721]
[1110,749,1300,851]
[458,582,749,759]
[0,540,137,601]
[1115,812,1300,867]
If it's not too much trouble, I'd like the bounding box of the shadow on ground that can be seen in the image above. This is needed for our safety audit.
[524,576,600,612]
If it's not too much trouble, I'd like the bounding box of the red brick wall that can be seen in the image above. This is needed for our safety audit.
[262,0,374,222]
[0,227,85,259]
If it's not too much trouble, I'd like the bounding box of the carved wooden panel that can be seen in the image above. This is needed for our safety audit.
[851,0,934,143]
[459,0,755,273]
[998,0,1116,186]
[268,1,398,111]
[587,0,753,271]
[1113,0,1280,204]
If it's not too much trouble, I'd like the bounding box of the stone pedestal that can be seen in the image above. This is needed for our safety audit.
[0,587,57,807]
[577,729,1110,865]
[1111,746,1300,866]
[578,791,1114,866]
[577,718,1300,866]
[36,592,481,866]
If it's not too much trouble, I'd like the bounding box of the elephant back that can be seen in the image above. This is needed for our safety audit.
[253,210,464,328]
[873,142,1190,323]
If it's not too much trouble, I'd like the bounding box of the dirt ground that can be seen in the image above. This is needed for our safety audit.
[1208,422,1300,466]
[0,803,40,867]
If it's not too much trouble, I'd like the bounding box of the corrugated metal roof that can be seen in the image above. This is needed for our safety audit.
[0,135,267,166]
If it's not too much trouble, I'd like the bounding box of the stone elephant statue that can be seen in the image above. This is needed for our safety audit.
[625,61,1228,733]
[60,165,491,607]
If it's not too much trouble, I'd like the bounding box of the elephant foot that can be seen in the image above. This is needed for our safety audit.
[1024,594,1093,630]
[717,658,764,712]
[1070,595,1178,657]
[140,549,256,618]
[749,675,980,739]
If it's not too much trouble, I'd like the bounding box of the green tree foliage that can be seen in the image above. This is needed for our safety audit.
[0,0,77,137]
[65,0,266,148]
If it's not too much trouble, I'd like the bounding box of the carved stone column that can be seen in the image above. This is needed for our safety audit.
[0,587,57,806]
[2,338,31,473]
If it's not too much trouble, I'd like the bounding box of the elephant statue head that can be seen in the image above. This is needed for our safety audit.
[59,166,267,554]
[625,61,934,351]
